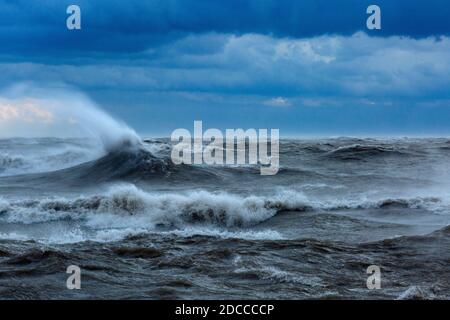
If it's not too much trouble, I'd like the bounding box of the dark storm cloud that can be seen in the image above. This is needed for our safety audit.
[1,0,450,59]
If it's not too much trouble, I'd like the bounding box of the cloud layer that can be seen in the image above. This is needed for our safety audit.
[2,33,450,100]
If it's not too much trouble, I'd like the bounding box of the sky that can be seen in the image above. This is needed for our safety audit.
[1,0,450,136]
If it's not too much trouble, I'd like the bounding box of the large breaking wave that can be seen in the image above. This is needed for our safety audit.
[0,84,142,177]
[0,183,448,234]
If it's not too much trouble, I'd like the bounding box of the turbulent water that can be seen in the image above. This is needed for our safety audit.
[0,137,449,299]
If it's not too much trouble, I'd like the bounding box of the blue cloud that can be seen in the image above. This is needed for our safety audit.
[3,33,449,99]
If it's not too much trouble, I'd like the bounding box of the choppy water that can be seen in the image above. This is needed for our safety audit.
[0,137,449,299]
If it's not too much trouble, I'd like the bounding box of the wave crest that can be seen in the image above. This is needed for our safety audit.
[0,185,446,229]
[325,144,407,160]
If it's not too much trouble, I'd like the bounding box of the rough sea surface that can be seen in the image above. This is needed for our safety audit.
[0,137,449,299]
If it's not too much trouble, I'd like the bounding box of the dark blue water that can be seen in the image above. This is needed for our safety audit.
[0,137,449,299]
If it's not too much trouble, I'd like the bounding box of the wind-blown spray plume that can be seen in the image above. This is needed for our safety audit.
[0,83,141,152]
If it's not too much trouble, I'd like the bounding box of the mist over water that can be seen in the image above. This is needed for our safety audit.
[0,83,141,151]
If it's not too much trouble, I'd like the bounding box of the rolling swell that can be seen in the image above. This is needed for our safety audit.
[0,147,169,187]
[67,147,173,182]
[0,141,228,188]
[324,144,409,160]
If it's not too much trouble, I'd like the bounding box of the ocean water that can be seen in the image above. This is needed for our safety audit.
[0,137,449,299]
